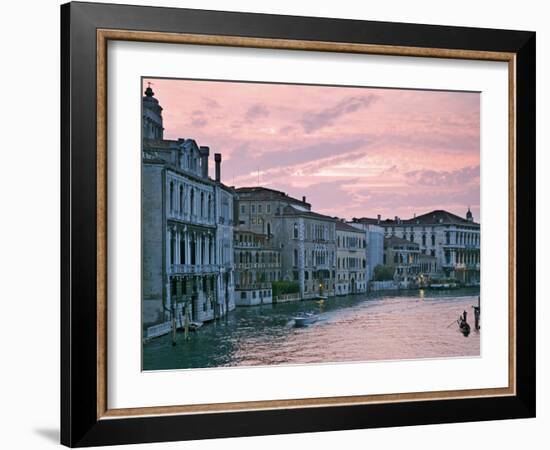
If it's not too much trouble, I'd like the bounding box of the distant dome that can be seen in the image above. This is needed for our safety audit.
[466,207,473,221]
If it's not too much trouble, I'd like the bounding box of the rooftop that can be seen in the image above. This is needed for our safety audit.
[235,187,310,208]
[384,235,420,248]
[336,220,364,233]
[353,209,479,227]
[405,209,478,226]
[280,205,337,222]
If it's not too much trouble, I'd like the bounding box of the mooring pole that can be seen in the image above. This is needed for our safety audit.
[184,301,189,340]
[171,304,177,346]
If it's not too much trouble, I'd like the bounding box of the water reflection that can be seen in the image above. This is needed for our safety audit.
[143,288,480,371]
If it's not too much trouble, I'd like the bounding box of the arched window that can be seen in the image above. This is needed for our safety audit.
[208,195,212,221]
[190,189,195,215]
[169,182,174,211]
[200,192,204,217]
[179,185,184,213]
[190,235,196,264]
[170,233,175,265]
[170,278,177,299]
[293,223,298,239]
[180,232,185,264]
[267,222,271,236]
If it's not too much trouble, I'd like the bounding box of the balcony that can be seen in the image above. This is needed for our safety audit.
[236,263,279,270]
[235,282,272,290]
[170,264,219,274]
[167,211,216,227]
[442,243,479,249]
[442,263,480,270]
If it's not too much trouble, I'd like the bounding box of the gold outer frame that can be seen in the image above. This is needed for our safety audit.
[96,29,516,420]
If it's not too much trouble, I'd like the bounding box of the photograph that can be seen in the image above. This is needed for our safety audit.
[55,1,536,446]
[141,78,482,371]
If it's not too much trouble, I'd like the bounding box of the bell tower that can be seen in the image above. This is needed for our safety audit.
[142,83,164,139]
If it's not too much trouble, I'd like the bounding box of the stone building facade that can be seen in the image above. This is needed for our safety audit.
[276,205,337,299]
[383,236,420,283]
[234,187,336,299]
[234,227,281,306]
[336,221,367,295]
[418,254,438,286]
[354,209,480,284]
[349,222,385,283]
[234,187,310,236]
[142,86,235,335]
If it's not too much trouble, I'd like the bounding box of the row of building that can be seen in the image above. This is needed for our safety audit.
[142,87,480,336]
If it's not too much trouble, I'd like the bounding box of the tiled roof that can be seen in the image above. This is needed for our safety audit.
[336,221,364,233]
[235,187,310,207]
[354,209,478,226]
[280,205,336,221]
[403,210,477,225]
[384,235,419,248]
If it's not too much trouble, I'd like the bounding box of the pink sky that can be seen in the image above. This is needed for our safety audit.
[143,78,480,222]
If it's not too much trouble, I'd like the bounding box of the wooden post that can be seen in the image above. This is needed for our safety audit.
[171,305,177,346]
[184,301,189,340]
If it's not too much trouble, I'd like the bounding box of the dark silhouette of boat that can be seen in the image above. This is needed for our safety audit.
[459,320,471,336]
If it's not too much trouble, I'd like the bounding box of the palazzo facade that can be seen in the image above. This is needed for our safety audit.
[235,187,337,300]
[383,235,420,283]
[234,227,281,306]
[142,86,235,334]
[336,221,367,295]
[354,209,480,284]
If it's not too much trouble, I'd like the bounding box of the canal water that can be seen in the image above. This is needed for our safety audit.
[143,288,480,371]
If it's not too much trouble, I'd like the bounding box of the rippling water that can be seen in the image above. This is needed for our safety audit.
[143,288,480,371]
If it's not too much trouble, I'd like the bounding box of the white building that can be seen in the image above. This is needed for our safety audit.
[349,221,385,283]
[336,221,367,295]
[353,209,480,284]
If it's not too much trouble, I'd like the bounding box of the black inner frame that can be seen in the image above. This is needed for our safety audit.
[61,2,536,447]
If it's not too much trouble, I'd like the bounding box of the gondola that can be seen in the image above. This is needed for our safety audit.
[459,320,471,336]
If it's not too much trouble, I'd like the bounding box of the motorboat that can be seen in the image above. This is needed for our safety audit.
[293,313,318,327]
[189,321,203,331]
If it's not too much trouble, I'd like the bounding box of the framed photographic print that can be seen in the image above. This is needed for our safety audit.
[60,1,536,447]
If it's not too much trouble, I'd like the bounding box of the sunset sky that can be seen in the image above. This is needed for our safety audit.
[143,78,480,221]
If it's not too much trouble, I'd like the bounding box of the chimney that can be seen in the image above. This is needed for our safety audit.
[302,196,307,203]
[377,214,381,224]
[199,146,209,178]
[214,153,222,182]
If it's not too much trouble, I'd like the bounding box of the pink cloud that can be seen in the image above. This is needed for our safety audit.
[143,78,480,220]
